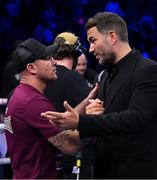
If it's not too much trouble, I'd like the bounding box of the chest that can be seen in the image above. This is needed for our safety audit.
[98,72,135,113]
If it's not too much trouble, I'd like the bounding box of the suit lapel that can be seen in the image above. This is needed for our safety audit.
[105,51,142,109]
[97,71,108,101]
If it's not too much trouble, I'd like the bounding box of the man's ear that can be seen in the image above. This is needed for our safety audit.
[26,63,37,74]
[108,30,117,44]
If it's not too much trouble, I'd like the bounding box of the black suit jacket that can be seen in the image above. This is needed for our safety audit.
[79,50,157,178]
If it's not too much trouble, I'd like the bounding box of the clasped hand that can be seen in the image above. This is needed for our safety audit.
[41,84,105,130]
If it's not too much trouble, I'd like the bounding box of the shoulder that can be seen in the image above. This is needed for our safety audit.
[134,58,157,83]
[27,95,55,112]
[56,65,69,75]
[63,69,89,88]
[56,66,79,81]
[135,58,157,73]
[15,84,56,113]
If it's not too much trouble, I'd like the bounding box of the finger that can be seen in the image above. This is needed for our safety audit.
[92,84,98,92]
[51,120,66,130]
[87,84,99,99]
[41,112,46,116]
[49,120,56,126]
[42,111,64,118]
[95,98,103,104]
[86,107,105,114]
[87,111,104,115]
[88,99,103,106]
[41,111,58,114]
[88,99,96,104]
[63,101,75,113]
[86,103,103,109]
[41,112,64,120]
[86,111,103,115]
[41,111,56,116]
[49,119,62,126]
[45,114,61,121]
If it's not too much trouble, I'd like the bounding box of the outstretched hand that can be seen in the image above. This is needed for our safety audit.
[41,101,79,130]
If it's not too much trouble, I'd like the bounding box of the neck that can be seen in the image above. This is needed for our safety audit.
[20,74,46,94]
[56,58,73,70]
[115,42,132,64]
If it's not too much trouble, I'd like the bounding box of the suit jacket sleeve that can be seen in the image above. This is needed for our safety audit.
[78,64,157,138]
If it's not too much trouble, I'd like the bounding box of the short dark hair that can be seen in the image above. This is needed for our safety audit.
[53,43,78,61]
[85,12,128,42]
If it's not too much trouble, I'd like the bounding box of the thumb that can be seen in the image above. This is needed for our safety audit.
[87,83,99,99]
[64,101,74,112]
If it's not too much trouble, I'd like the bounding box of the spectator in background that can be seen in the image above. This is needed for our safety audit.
[75,53,98,88]
[45,32,90,112]
[1,40,22,98]
[44,32,93,179]
[1,60,20,98]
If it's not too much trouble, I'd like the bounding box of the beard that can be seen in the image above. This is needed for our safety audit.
[40,73,58,85]
[99,51,116,65]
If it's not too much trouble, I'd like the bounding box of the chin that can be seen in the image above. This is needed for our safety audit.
[53,75,58,80]
[80,72,85,75]
[99,59,105,65]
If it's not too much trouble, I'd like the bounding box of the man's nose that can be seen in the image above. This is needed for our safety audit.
[51,58,57,65]
[89,44,94,53]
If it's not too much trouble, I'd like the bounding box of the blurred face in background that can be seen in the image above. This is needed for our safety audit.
[75,53,87,76]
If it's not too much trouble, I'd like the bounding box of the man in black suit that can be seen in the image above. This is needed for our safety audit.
[42,12,157,178]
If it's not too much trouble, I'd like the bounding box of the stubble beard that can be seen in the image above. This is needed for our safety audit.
[100,52,116,65]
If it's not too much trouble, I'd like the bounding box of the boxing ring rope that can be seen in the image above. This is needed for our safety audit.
[0,123,5,132]
[0,98,7,105]
[0,157,11,165]
[0,123,11,165]
[0,124,10,165]
[0,98,7,132]
[0,98,11,165]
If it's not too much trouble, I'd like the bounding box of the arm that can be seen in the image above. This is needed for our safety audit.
[41,96,104,130]
[78,64,157,138]
[41,101,79,130]
[74,83,99,114]
[42,64,157,137]
[48,129,81,155]
[24,97,81,155]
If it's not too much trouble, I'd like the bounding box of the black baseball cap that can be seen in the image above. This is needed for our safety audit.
[13,38,59,73]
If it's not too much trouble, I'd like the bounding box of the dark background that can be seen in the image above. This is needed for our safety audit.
[1,0,157,97]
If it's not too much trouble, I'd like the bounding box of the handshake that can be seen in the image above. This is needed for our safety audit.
[41,84,104,130]
[86,98,104,115]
